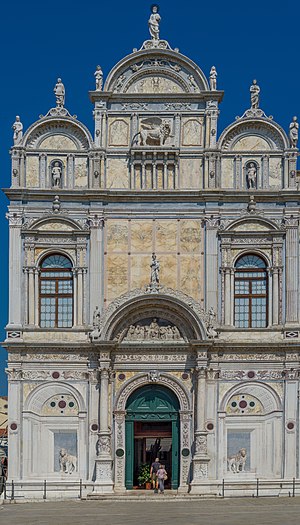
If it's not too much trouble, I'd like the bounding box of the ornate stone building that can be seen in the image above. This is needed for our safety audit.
[4,7,300,497]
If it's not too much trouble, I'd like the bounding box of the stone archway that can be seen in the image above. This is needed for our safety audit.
[114,373,192,492]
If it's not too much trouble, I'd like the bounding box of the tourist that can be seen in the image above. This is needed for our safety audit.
[157,464,167,494]
[150,457,160,493]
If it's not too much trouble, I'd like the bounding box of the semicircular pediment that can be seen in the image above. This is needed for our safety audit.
[105,50,209,94]
[24,120,92,151]
[219,121,287,151]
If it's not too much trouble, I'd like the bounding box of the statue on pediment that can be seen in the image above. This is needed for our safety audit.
[94,65,103,91]
[54,78,65,107]
[289,116,299,148]
[209,66,217,91]
[250,79,260,109]
[12,116,23,145]
[148,4,161,40]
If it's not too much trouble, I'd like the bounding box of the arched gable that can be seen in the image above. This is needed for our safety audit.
[218,118,288,152]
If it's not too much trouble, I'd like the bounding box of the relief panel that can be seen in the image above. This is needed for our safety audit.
[232,136,270,151]
[106,255,128,302]
[269,157,282,188]
[179,158,202,189]
[106,158,128,189]
[74,157,88,187]
[221,158,233,188]
[131,221,153,253]
[127,76,183,94]
[26,156,40,187]
[180,220,201,253]
[108,118,130,146]
[39,135,77,151]
[181,118,203,146]
[156,221,177,252]
[180,255,201,301]
[106,220,129,252]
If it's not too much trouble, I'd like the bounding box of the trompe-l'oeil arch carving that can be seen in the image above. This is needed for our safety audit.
[90,285,218,342]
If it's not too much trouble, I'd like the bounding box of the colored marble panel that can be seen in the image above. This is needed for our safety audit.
[131,221,153,252]
[106,255,128,301]
[26,156,40,187]
[180,220,201,253]
[156,221,177,252]
[180,255,201,300]
[107,158,128,189]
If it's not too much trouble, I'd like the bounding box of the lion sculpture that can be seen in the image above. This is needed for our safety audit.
[59,448,77,474]
[227,448,247,473]
[133,121,171,146]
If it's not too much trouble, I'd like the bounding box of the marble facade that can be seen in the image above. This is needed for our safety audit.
[3,8,300,498]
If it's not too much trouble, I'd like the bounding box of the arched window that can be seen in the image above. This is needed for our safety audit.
[40,254,73,328]
[234,254,268,328]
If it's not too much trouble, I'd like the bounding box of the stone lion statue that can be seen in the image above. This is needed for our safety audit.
[133,121,171,146]
[59,448,77,474]
[227,448,247,473]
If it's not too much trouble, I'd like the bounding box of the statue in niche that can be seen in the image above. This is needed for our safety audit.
[54,78,65,107]
[289,116,299,148]
[209,66,217,90]
[12,116,23,145]
[94,65,103,91]
[227,448,247,474]
[59,448,77,474]
[148,4,161,40]
[250,79,260,109]
[93,306,101,329]
[246,162,257,189]
[51,162,62,188]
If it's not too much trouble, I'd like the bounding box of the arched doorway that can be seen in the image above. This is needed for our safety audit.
[125,385,180,490]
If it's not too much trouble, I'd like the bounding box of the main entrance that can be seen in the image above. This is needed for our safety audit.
[125,385,180,489]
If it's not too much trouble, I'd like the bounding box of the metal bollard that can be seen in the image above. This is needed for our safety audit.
[222,478,225,498]
[79,479,82,499]
[256,478,259,498]
[293,477,295,497]
[43,480,47,500]
[11,480,14,501]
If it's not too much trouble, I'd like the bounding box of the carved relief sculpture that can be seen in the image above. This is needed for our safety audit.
[117,318,184,342]
[94,65,103,91]
[250,79,260,109]
[59,448,77,474]
[227,448,247,474]
[12,116,23,145]
[289,116,299,148]
[148,4,161,40]
[54,78,65,107]
[209,66,217,91]
[133,118,172,146]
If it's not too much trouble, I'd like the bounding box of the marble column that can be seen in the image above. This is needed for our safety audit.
[283,369,298,478]
[272,268,279,326]
[224,268,231,325]
[89,215,104,323]
[28,268,35,326]
[205,217,219,313]
[285,217,299,324]
[190,363,211,493]
[94,366,113,493]
[7,212,23,328]
[77,268,83,326]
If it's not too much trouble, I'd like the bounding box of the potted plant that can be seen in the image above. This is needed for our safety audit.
[137,463,152,489]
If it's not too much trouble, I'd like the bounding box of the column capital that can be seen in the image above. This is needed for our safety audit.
[88,214,104,229]
[6,211,23,227]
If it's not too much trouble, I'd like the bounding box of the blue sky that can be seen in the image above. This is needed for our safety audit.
[0,0,298,394]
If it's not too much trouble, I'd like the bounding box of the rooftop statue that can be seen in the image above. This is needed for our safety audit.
[289,116,299,148]
[148,4,161,40]
[12,116,23,145]
[209,66,217,90]
[54,78,65,107]
[94,65,103,91]
[250,79,260,109]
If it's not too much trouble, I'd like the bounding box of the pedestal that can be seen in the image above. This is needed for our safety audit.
[93,457,114,494]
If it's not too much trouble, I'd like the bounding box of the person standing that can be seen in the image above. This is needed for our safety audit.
[150,457,160,493]
[157,464,167,494]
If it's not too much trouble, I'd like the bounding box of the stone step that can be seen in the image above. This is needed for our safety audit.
[86,490,216,501]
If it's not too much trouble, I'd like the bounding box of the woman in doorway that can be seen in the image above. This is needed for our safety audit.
[157,464,167,494]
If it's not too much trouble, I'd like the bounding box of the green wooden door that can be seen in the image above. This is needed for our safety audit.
[125,385,180,489]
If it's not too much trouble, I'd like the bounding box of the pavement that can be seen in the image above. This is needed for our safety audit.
[1,497,300,525]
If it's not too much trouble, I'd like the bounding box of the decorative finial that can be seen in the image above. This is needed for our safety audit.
[247,195,256,214]
[52,195,61,214]
[54,78,65,107]
[250,79,260,109]
[148,4,161,40]
[289,116,299,148]
[94,65,103,91]
[12,115,23,145]
[209,66,217,90]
